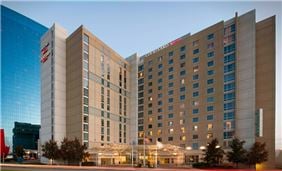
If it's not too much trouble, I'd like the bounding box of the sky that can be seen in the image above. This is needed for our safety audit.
[2,1,282,149]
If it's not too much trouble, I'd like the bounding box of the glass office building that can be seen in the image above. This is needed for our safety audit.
[1,5,47,150]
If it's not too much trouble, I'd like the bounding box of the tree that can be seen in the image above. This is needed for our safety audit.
[245,142,268,168]
[42,139,60,165]
[227,138,247,168]
[203,138,225,166]
[14,145,25,159]
[60,138,89,165]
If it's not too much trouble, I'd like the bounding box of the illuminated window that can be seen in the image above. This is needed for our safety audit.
[181,127,185,133]
[193,66,199,72]
[193,125,198,131]
[207,133,213,139]
[207,124,213,130]
[180,136,186,141]
[157,130,162,136]
[169,128,174,134]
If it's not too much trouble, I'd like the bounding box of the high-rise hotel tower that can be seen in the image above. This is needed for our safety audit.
[40,10,276,167]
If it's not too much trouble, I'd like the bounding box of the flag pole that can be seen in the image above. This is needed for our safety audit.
[143,136,145,167]
[155,143,158,168]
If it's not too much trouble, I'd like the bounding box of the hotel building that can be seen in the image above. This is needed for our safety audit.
[40,10,276,168]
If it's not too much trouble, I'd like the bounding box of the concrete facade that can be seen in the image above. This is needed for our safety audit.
[40,10,276,168]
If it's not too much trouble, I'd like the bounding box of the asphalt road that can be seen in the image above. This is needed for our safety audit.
[2,164,282,171]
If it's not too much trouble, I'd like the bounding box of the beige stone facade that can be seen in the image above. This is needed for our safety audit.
[41,10,276,168]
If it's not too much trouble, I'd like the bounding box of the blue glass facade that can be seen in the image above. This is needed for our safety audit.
[1,5,47,149]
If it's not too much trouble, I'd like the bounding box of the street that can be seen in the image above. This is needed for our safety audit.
[2,164,281,171]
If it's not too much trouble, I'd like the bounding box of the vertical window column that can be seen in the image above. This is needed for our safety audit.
[83,33,89,147]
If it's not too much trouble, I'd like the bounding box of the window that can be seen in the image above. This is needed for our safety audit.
[192,143,198,150]
[83,34,89,44]
[138,65,144,71]
[207,114,214,120]
[148,124,152,128]
[157,115,163,120]
[193,57,199,63]
[148,82,152,86]
[207,124,213,130]
[224,63,235,73]
[193,65,199,72]
[168,137,173,141]
[168,113,174,118]
[224,43,236,54]
[168,98,174,103]
[224,92,235,101]
[193,82,199,89]
[192,40,199,46]
[224,121,235,130]
[207,70,214,76]
[193,134,198,139]
[207,79,214,85]
[158,71,163,76]
[224,101,235,110]
[158,56,163,62]
[148,60,153,65]
[180,70,186,76]
[180,86,185,92]
[158,101,163,105]
[180,54,186,60]
[192,117,199,122]
[207,97,214,103]
[192,101,199,106]
[207,87,214,94]
[158,78,163,83]
[180,62,185,68]
[148,68,152,72]
[157,123,162,127]
[168,90,174,95]
[207,42,214,49]
[207,133,213,139]
[168,51,174,57]
[168,105,173,110]
[207,106,214,111]
[193,74,199,80]
[207,60,214,67]
[169,67,174,72]
[168,82,174,87]
[224,34,236,45]
[224,131,234,139]
[180,95,185,100]
[224,112,235,120]
[224,53,236,63]
[207,33,214,40]
[180,46,186,52]
[158,93,163,98]
[224,73,235,82]
[192,109,199,114]
[193,125,198,131]
[193,49,199,54]
[168,121,173,126]
[158,64,163,69]
[180,135,186,141]
[207,51,214,58]
[181,79,185,85]
[193,91,199,97]
[168,59,173,65]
